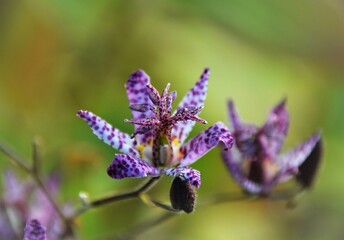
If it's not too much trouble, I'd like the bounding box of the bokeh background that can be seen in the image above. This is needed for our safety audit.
[1,0,344,239]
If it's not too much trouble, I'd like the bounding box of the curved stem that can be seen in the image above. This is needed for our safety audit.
[116,188,301,239]
[72,177,161,218]
[91,177,160,207]
[115,212,175,240]
[0,141,31,173]
[139,194,180,213]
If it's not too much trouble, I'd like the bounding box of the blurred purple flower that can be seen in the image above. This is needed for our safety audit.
[23,219,46,240]
[77,68,233,188]
[0,171,67,240]
[221,100,322,196]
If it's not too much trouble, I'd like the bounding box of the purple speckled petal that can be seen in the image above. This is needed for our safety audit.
[171,68,210,145]
[278,132,321,174]
[227,100,260,158]
[164,166,201,188]
[126,70,155,145]
[227,100,245,132]
[221,149,263,194]
[77,110,140,158]
[260,99,289,156]
[107,154,160,179]
[179,122,233,166]
[23,219,46,240]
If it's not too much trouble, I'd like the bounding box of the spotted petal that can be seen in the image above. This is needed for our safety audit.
[227,100,245,132]
[179,122,233,166]
[221,149,263,194]
[126,70,155,145]
[164,166,201,188]
[278,132,321,174]
[172,68,210,145]
[77,110,140,158]
[23,219,46,240]
[107,154,160,179]
[261,99,289,156]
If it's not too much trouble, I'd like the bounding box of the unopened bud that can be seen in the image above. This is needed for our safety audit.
[79,191,90,207]
[170,177,197,213]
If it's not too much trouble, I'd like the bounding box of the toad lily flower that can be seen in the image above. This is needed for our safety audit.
[77,68,233,189]
[221,100,322,196]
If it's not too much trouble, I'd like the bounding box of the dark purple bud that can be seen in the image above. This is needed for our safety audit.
[296,138,322,189]
[170,177,197,213]
[129,104,152,112]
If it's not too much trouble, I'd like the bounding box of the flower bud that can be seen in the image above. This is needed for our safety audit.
[169,177,197,213]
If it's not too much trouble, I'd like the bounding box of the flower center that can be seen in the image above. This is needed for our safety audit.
[126,83,206,167]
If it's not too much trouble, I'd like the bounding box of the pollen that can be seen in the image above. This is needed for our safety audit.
[137,144,145,158]
[172,137,180,147]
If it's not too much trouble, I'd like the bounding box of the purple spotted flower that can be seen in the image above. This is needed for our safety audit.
[221,100,322,196]
[23,219,46,240]
[77,68,233,189]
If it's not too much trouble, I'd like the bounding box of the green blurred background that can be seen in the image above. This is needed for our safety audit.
[1,0,344,239]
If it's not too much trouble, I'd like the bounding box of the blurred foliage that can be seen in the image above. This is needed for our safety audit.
[1,0,344,239]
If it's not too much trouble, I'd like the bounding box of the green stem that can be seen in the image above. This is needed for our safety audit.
[0,141,31,173]
[72,177,161,217]
[115,212,175,240]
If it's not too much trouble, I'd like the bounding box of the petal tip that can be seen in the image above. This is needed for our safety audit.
[129,69,149,82]
[76,110,85,118]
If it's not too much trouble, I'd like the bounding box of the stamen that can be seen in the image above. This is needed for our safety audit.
[125,81,207,167]
[159,144,172,165]
[129,104,152,112]
[146,84,160,105]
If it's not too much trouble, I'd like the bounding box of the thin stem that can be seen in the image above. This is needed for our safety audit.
[115,212,175,240]
[0,141,31,173]
[33,176,69,221]
[72,177,161,218]
[32,137,41,175]
[91,177,159,207]
[115,188,301,239]
[139,194,180,213]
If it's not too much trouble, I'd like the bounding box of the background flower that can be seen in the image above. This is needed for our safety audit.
[222,100,321,195]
